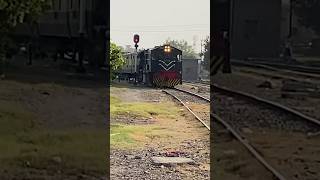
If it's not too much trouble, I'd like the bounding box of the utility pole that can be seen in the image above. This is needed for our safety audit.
[79,0,86,35]
[200,39,203,60]
[285,0,294,62]
[78,0,86,73]
[289,0,293,38]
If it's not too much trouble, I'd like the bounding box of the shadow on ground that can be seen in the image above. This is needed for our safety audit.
[3,55,107,88]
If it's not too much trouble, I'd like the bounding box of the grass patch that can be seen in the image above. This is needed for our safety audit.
[111,124,175,149]
[110,89,185,149]
[110,124,153,149]
[110,96,180,118]
[1,130,107,173]
[110,83,129,89]
[0,102,107,175]
[0,102,37,135]
[110,96,122,105]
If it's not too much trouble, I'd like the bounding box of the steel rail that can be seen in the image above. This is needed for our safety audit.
[185,81,320,127]
[174,87,210,102]
[162,90,210,130]
[232,60,320,75]
[232,60,320,79]
[163,87,288,180]
[211,113,287,180]
[211,83,320,127]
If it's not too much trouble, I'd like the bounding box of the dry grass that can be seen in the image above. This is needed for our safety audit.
[0,101,106,174]
[111,96,180,118]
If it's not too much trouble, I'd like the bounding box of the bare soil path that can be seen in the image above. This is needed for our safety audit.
[110,82,210,180]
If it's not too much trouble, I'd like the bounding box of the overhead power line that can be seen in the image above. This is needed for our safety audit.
[111,29,209,33]
[111,24,210,28]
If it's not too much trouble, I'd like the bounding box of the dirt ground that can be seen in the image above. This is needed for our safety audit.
[0,80,106,129]
[247,128,320,180]
[178,83,281,179]
[110,82,210,180]
[212,123,277,180]
[0,56,107,179]
[212,68,320,179]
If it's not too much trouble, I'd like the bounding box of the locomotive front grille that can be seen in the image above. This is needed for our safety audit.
[153,72,180,88]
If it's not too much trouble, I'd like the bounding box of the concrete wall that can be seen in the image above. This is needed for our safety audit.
[231,0,282,59]
[182,59,200,82]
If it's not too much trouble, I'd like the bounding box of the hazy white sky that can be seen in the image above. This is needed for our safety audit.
[111,0,210,53]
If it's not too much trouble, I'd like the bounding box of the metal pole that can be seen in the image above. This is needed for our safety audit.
[135,46,137,73]
[222,32,231,73]
[78,0,86,72]
[134,44,138,84]
[289,0,293,38]
[200,39,203,60]
[79,0,86,34]
[28,42,33,65]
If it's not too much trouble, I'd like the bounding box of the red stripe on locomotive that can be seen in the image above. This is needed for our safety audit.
[154,71,179,79]
[153,71,180,87]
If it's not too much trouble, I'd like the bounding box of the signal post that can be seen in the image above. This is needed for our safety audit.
[133,34,139,85]
[211,1,231,180]
[211,0,232,76]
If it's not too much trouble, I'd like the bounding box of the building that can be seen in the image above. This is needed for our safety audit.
[231,0,282,59]
[281,0,317,43]
[182,59,200,82]
[281,0,319,55]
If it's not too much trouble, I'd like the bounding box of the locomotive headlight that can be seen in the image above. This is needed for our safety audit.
[164,45,171,53]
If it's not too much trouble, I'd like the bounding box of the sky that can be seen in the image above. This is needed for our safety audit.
[110,0,210,53]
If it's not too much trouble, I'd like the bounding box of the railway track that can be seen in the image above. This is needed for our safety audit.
[163,87,289,180]
[182,82,320,179]
[232,60,320,75]
[163,88,210,130]
[185,81,320,126]
[231,60,320,83]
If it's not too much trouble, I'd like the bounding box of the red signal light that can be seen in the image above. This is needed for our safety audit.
[133,34,139,44]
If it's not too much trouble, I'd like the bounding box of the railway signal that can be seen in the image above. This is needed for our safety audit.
[133,34,140,84]
[133,34,139,49]
[133,34,139,43]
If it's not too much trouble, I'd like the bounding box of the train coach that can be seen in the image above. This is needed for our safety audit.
[118,45,182,88]
[10,0,109,70]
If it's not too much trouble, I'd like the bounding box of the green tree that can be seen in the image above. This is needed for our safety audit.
[110,41,125,79]
[0,0,49,77]
[165,38,198,59]
[294,0,320,36]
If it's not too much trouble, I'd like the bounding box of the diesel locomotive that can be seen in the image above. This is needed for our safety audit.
[118,45,183,88]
